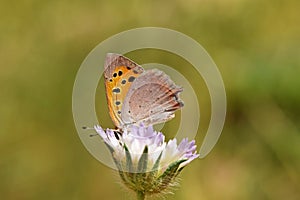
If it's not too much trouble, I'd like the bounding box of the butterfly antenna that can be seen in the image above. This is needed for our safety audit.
[82,126,94,130]
[82,126,99,137]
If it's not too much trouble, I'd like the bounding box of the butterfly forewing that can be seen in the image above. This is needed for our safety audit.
[104,53,144,128]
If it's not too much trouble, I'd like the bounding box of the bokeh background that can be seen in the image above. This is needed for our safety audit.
[1,0,300,199]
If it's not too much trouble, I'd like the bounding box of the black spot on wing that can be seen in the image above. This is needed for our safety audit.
[128,76,135,82]
[112,88,121,93]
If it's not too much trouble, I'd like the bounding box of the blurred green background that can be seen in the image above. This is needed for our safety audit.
[1,0,300,199]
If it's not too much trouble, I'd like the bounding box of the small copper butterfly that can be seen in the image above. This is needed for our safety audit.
[104,53,184,129]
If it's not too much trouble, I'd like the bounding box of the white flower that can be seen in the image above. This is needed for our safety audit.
[94,124,199,197]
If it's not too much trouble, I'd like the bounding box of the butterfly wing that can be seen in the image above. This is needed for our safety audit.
[121,69,184,127]
[104,53,144,129]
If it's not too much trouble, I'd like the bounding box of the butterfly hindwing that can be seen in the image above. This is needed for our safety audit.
[121,69,183,127]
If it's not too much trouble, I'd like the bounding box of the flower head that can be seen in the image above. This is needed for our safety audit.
[94,124,199,198]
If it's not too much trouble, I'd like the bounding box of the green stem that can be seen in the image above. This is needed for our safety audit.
[137,191,145,200]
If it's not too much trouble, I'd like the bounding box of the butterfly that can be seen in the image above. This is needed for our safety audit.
[104,53,184,130]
